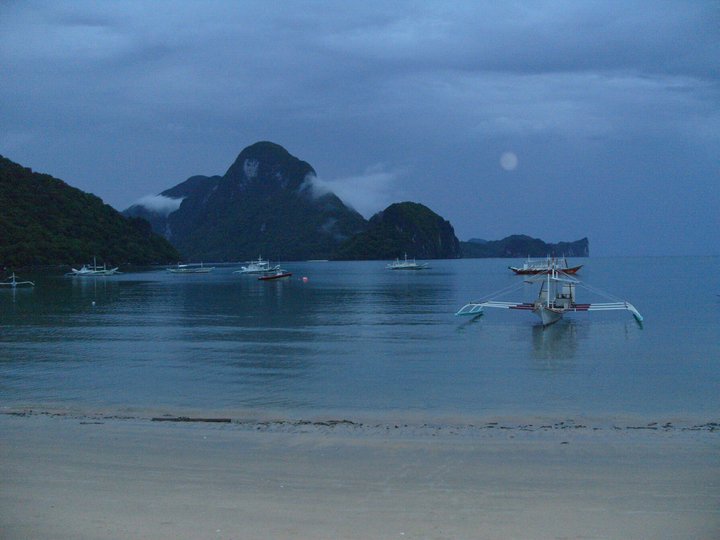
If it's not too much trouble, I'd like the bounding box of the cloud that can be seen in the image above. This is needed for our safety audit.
[306,165,400,218]
[0,1,717,255]
[133,194,184,216]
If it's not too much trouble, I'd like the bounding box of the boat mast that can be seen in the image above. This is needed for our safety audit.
[547,264,551,307]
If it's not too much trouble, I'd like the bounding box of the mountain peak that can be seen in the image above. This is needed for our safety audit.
[125,142,365,261]
[224,141,316,191]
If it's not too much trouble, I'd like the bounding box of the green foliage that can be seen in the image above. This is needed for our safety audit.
[336,202,462,260]
[0,155,180,267]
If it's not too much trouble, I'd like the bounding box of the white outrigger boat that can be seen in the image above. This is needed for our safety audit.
[68,258,119,277]
[167,262,214,274]
[508,256,582,275]
[234,256,280,275]
[0,272,35,288]
[386,254,429,270]
[456,263,643,326]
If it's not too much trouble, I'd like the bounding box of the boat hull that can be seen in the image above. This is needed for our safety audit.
[258,272,292,281]
[534,305,564,326]
[167,268,213,274]
[235,265,280,274]
[71,268,119,276]
[386,254,428,270]
[509,265,582,275]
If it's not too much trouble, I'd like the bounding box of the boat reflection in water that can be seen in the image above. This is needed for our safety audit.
[530,321,578,367]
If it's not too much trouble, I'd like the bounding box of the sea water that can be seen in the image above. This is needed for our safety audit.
[1,257,718,423]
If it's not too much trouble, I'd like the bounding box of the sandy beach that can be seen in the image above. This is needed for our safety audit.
[1,411,718,540]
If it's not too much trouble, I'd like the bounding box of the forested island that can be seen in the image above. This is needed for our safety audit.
[1,143,589,267]
[461,236,589,258]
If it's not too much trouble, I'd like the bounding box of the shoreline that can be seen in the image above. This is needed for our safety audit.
[2,406,718,436]
[2,412,718,539]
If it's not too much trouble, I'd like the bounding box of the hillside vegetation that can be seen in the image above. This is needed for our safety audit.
[125,142,367,261]
[336,202,462,260]
[0,155,179,267]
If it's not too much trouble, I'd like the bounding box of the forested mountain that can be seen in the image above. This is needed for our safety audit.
[0,155,179,267]
[125,142,367,261]
[335,202,462,260]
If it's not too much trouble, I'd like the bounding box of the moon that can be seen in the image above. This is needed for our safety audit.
[500,152,518,171]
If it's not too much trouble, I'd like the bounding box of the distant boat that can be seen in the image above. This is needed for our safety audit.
[258,270,292,281]
[386,254,429,270]
[457,261,642,326]
[166,262,214,274]
[509,256,582,275]
[234,256,280,275]
[0,272,35,288]
[69,258,119,277]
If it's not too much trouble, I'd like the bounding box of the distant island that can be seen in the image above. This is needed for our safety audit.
[0,143,589,267]
[0,155,179,268]
[461,236,589,258]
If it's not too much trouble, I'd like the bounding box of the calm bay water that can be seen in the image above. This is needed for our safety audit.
[1,257,718,422]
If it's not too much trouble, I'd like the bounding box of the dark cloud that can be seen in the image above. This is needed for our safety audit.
[1,0,718,255]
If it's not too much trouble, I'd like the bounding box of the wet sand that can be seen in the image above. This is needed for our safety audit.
[1,412,718,540]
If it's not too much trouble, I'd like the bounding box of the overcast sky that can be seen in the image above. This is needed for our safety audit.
[1,1,718,256]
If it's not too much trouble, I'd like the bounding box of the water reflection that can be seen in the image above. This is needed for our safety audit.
[148,273,326,408]
[68,275,122,309]
[0,286,33,305]
[1,259,718,417]
[530,321,579,368]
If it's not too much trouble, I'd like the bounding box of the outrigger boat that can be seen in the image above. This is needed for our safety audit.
[386,254,429,270]
[166,262,214,274]
[234,256,280,275]
[0,272,35,288]
[456,262,642,326]
[68,258,119,276]
[508,256,582,275]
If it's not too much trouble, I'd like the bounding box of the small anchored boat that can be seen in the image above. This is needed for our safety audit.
[386,254,429,270]
[508,256,582,275]
[234,256,280,275]
[457,262,642,326]
[258,269,292,281]
[68,258,120,276]
[166,262,214,274]
[0,272,35,288]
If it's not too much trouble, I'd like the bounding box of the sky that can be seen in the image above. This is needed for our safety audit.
[1,1,718,256]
